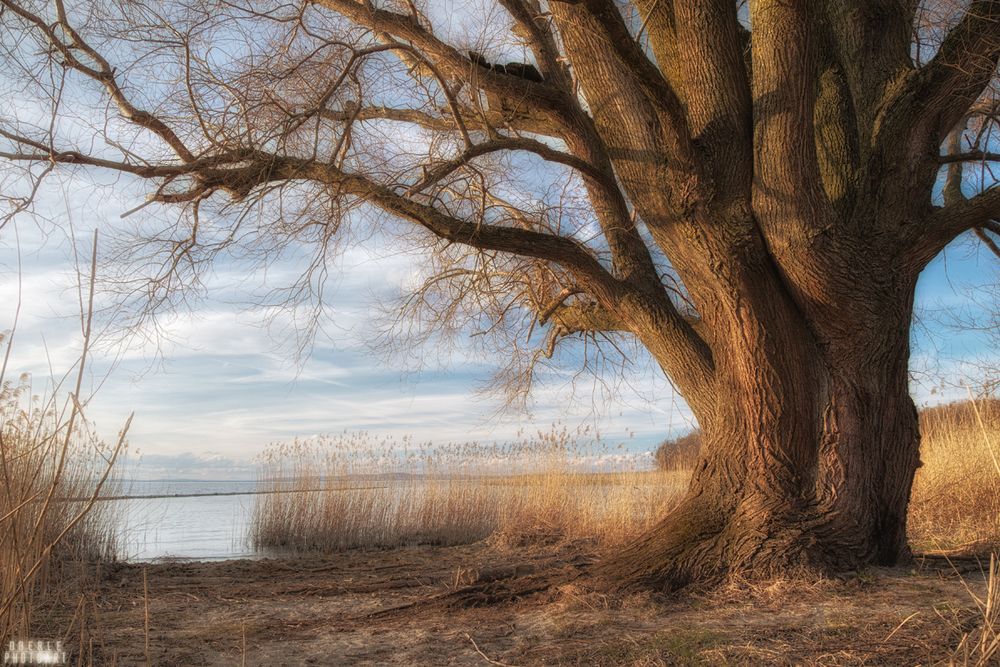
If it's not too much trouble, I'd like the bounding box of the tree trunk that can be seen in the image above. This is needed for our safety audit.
[604,273,922,591]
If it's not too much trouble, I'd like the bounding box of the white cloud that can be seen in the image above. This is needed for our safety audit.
[1,134,995,481]
[1,206,696,476]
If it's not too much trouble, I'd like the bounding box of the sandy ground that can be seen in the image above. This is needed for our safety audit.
[39,542,994,666]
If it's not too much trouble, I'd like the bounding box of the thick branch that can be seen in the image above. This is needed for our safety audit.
[750,0,826,234]
[938,149,1000,164]
[576,0,685,120]
[316,105,561,136]
[821,1,914,139]
[917,186,1000,265]
[905,0,1000,145]
[631,0,682,88]
[548,0,702,218]
[655,0,753,202]
[497,0,571,88]
[974,225,1000,257]
[935,186,1000,232]
[310,0,574,122]
[910,117,1000,264]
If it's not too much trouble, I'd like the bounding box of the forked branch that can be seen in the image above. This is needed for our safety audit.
[903,0,1000,145]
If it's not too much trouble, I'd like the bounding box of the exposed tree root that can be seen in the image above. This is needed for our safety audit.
[364,552,595,620]
[592,495,891,594]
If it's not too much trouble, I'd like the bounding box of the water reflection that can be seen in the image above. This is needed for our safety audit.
[117,480,257,561]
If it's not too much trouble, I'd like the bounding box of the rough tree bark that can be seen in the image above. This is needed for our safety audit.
[1,0,1000,591]
[606,274,923,588]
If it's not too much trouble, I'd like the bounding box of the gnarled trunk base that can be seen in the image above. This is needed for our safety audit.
[600,495,910,593]
[601,498,821,591]
[603,364,922,593]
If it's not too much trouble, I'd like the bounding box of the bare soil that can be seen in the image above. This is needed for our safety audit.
[41,542,993,666]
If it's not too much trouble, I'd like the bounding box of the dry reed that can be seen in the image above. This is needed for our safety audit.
[930,397,1000,667]
[910,398,1000,552]
[0,230,129,651]
[0,370,127,649]
[948,554,999,667]
[250,428,687,552]
[252,398,1000,555]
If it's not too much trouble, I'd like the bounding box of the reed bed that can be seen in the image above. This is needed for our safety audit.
[0,371,127,648]
[252,398,1000,555]
[250,428,688,552]
[909,398,1000,552]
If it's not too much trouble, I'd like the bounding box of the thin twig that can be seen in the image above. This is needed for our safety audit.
[464,632,519,667]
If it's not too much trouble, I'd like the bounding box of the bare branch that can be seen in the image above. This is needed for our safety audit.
[906,0,1000,144]
[919,186,1000,263]
[309,0,574,121]
[1,0,195,161]
[938,150,1000,163]
[974,225,1000,257]
[405,136,615,196]
[915,115,1000,264]
[497,0,570,88]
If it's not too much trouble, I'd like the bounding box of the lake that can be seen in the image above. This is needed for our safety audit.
[115,480,260,561]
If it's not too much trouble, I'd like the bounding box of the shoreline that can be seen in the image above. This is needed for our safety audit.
[38,541,993,665]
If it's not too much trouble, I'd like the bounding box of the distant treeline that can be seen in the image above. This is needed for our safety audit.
[654,397,999,471]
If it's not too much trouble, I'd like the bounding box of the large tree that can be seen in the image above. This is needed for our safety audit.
[1,0,999,590]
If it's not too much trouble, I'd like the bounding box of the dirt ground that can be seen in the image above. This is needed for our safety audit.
[39,542,994,666]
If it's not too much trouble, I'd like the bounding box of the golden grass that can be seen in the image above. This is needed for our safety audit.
[250,428,688,552]
[915,398,1000,667]
[0,372,126,648]
[947,555,999,667]
[909,398,1000,552]
[252,399,1000,556]
[249,402,1000,665]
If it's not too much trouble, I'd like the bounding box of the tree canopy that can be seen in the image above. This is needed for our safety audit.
[2,0,1000,587]
[0,1,997,398]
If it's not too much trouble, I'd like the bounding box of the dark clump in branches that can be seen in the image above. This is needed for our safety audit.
[468,51,543,82]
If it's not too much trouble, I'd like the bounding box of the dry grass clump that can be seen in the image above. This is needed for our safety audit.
[0,370,126,648]
[910,398,999,665]
[910,398,1000,552]
[947,555,999,667]
[250,428,687,552]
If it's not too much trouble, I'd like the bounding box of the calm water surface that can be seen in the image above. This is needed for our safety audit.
[116,480,259,562]
[112,477,640,562]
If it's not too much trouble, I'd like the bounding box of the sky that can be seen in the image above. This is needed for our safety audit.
[0,170,697,478]
[0,170,995,479]
[0,1,997,480]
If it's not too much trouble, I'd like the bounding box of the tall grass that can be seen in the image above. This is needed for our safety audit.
[910,398,1000,551]
[947,555,1000,667]
[0,369,127,648]
[252,398,1000,555]
[918,398,1000,667]
[1,230,129,648]
[250,428,688,552]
